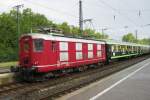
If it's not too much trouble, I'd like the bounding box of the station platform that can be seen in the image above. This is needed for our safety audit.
[57,57,150,100]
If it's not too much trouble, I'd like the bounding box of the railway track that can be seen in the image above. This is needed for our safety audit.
[0,55,149,100]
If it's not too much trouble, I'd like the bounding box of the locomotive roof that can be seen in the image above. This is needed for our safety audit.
[22,33,106,44]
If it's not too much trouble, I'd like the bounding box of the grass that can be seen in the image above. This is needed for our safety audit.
[0,61,18,68]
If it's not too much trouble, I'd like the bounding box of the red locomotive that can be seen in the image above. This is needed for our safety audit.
[16,33,106,81]
[11,29,150,81]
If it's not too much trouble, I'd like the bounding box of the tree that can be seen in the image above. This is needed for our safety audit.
[21,8,53,33]
[83,28,95,38]
[122,33,136,43]
[0,8,53,62]
[138,38,150,45]
[59,22,71,35]
[0,12,17,62]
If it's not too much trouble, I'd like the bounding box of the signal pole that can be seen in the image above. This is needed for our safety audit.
[79,0,83,34]
[135,30,138,41]
[13,4,23,59]
[13,4,24,38]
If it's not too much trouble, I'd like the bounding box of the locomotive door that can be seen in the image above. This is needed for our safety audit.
[82,43,88,60]
[105,44,111,64]
[50,41,58,65]
[20,37,32,66]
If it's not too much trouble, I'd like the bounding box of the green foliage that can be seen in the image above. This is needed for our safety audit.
[0,8,53,62]
[83,28,95,37]
[122,33,150,45]
[122,33,136,43]
[138,38,150,45]
[70,26,80,36]
[82,28,109,39]
[0,12,18,62]
[58,22,71,35]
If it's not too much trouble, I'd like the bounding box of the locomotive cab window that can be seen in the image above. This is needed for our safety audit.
[33,39,43,52]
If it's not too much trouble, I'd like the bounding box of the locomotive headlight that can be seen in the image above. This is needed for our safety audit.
[33,61,38,65]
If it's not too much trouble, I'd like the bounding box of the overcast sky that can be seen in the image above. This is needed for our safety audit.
[0,0,150,40]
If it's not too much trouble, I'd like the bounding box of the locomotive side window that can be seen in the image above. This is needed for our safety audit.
[76,52,83,60]
[33,39,43,52]
[60,42,68,51]
[97,44,102,57]
[76,43,82,50]
[88,51,93,58]
[88,44,93,50]
[97,44,102,50]
[88,44,93,59]
[76,43,83,60]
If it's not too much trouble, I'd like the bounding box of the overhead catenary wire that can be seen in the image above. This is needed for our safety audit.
[97,0,139,26]
[115,9,150,12]
[81,0,140,33]
[24,0,78,19]
[0,0,23,13]
[23,0,98,32]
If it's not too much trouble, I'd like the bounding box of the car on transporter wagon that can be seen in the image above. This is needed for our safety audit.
[11,29,150,81]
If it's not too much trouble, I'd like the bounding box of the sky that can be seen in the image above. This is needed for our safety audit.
[0,0,150,40]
